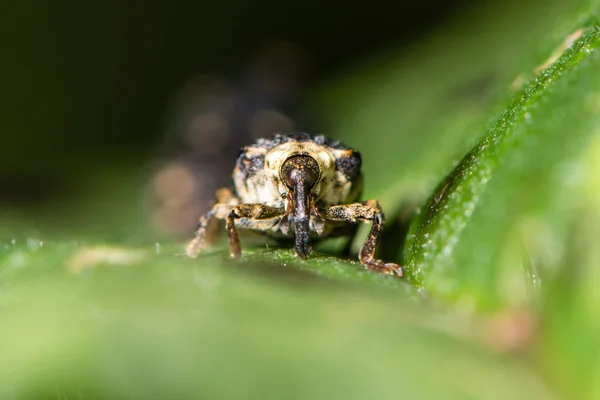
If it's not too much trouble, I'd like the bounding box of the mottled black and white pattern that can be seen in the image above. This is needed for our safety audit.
[187,132,402,277]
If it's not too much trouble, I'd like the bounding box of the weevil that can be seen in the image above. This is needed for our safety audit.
[186,133,402,277]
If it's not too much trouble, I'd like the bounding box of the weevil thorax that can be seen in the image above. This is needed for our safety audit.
[232,133,363,212]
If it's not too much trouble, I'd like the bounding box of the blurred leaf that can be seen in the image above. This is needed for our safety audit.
[316,0,590,211]
[404,26,600,308]
[0,241,553,400]
[534,89,600,399]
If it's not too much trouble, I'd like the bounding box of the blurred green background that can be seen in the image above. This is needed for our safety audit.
[2,0,600,399]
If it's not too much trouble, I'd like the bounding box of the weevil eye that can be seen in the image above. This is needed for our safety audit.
[281,155,320,190]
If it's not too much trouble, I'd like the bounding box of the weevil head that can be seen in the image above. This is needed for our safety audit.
[278,154,320,258]
[233,133,363,212]
[260,139,336,258]
[280,154,320,194]
[265,140,337,200]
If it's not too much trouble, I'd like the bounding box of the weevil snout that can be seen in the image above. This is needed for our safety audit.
[280,155,320,258]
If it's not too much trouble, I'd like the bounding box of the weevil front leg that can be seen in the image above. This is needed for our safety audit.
[226,204,286,258]
[186,188,239,258]
[320,200,403,277]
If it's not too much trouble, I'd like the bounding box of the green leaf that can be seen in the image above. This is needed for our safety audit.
[0,241,552,400]
[404,27,600,308]
[315,0,590,213]
[533,102,600,399]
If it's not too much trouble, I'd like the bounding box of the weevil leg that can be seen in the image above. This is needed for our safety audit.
[186,188,239,258]
[320,200,403,277]
[226,204,285,258]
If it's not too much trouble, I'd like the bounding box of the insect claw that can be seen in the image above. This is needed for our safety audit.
[383,263,403,277]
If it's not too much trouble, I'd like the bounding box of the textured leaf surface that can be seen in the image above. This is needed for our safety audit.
[404,27,600,308]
